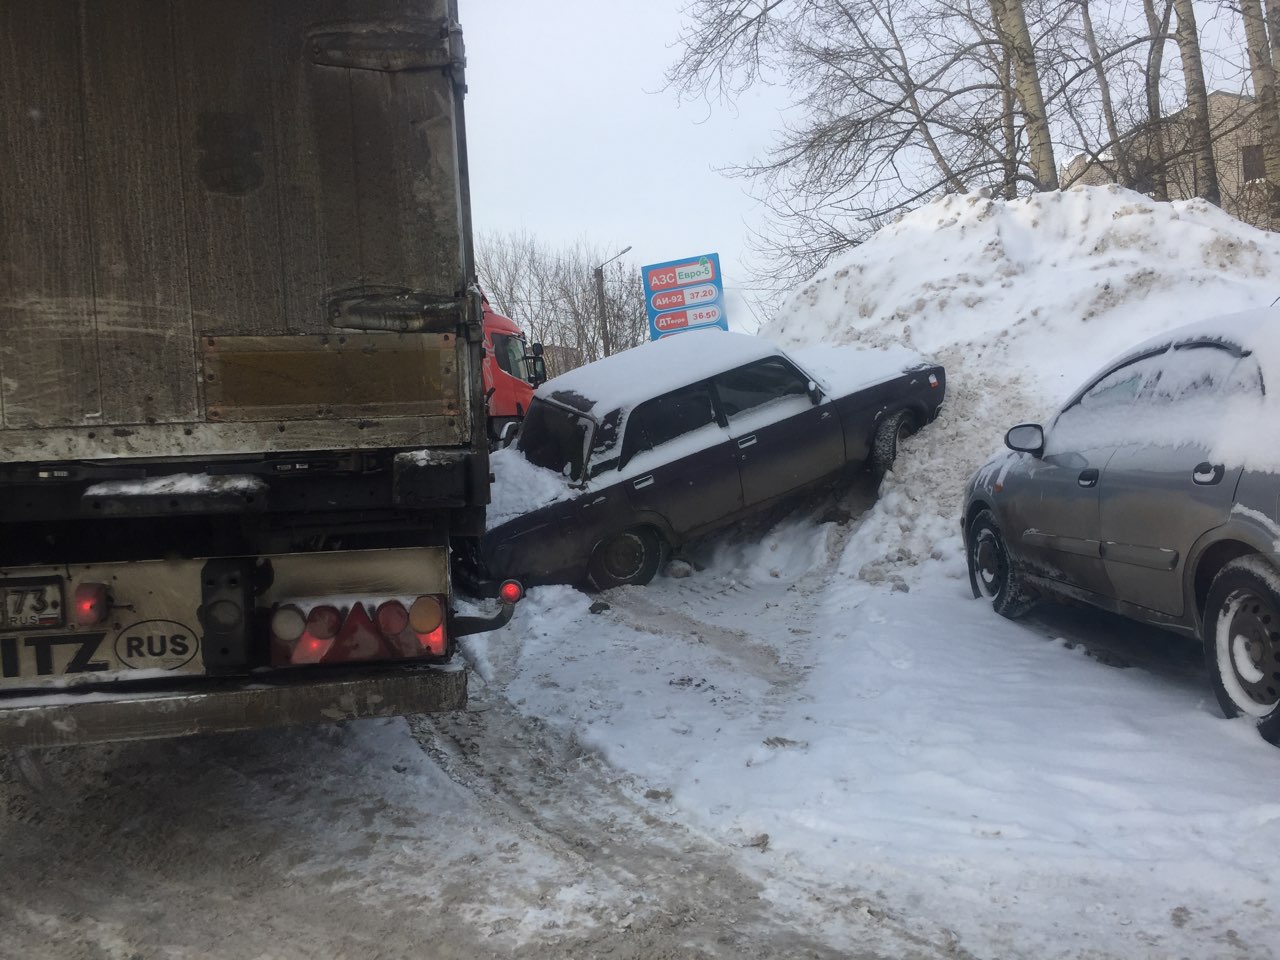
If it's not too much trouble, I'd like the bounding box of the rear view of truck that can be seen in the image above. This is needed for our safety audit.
[0,0,508,747]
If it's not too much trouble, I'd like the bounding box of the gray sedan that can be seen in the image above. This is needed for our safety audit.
[963,309,1280,738]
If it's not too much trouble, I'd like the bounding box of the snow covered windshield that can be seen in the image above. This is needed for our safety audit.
[517,399,593,482]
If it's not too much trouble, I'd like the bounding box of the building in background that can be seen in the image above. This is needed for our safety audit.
[1061,92,1274,230]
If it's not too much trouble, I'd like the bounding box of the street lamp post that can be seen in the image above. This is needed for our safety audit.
[593,244,631,358]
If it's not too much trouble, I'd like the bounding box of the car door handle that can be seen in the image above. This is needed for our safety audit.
[632,475,654,490]
[737,435,758,449]
[1078,468,1099,488]
[1193,462,1225,485]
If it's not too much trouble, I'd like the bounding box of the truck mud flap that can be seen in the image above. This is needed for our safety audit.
[0,669,466,750]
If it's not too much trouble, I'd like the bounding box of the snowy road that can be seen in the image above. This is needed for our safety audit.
[4,469,1275,960]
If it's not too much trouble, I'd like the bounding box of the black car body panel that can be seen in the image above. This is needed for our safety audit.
[480,332,945,588]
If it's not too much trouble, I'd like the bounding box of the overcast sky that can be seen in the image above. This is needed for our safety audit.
[463,1,786,331]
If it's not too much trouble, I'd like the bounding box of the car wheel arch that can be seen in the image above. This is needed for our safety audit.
[1190,537,1267,627]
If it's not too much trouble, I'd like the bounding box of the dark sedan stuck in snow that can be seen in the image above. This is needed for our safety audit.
[476,330,945,590]
[963,308,1280,736]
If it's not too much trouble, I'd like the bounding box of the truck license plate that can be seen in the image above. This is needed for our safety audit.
[1,579,64,630]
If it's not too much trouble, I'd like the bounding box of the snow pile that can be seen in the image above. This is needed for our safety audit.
[765,186,1280,580]
[770,185,1280,399]
[487,446,572,528]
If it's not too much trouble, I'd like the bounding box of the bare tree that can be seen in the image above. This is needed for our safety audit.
[475,232,647,376]
[1241,0,1280,217]
[1171,0,1221,203]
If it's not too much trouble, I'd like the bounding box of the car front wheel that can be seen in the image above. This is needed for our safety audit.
[968,509,1034,619]
[587,527,665,590]
[1204,556,1280,739]
[870,409,917,478]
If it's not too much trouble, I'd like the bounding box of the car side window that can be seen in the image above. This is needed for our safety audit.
[625,383,718,457]
[1133,345,1262,404]
[714,358,810,419]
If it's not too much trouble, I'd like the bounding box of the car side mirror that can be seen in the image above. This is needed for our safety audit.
[529,356,547,386]
[498,421,519,447]
[806,380,823,405]
[1005,423,1044,456]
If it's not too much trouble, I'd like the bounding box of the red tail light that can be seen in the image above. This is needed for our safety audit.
[306,605,341,640]
[499,580,524,604]
[376,601,409,636]
[74,582,110,626]
[418,624,446,656]
[270,597,450,667]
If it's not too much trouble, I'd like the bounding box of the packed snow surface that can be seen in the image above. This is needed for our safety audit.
[84,474,264,497]
[473,187,1280,957]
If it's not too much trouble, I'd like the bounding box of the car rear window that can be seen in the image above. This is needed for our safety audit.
[625,383,717,456]
[714,357,809,418]
[518,400,592,481]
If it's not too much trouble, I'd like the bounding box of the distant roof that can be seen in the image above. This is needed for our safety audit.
[538,330,780,417]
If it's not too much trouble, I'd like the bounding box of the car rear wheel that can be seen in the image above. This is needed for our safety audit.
[587,527,665,590]
[1204,557,1280,739]
[870,409,917,478]
[968,509,1034,619]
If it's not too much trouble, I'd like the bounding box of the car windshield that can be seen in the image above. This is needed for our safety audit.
[517,399,593,482]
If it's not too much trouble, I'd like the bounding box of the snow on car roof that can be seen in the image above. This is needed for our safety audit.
[1080,305,1280,393]
[537,330,781,417]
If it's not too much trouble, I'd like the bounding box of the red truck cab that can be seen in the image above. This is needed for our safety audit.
[482,300,545,440]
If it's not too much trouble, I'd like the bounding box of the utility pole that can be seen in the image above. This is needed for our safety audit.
[593,245,631,358]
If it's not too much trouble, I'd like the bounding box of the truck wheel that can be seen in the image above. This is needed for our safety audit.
[587,527,665,590]
[1203,556,1280,741]
[968,509,1034,619]
[870,409,916,478]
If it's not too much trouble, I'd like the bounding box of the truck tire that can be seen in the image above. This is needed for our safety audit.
[587,527,666,591]
[1203,556,1280,742]
[870,409,916,478]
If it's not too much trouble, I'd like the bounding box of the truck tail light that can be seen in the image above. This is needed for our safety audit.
[418,624,446,656]
[306,605,341,639]
[74,582,110,626]
[269,597,451,666]
[498,580,524,604]
[271,605,306,641]
[409,596,444,633]
[375,601,409,636]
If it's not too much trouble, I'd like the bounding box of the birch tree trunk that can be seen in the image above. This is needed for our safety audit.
[1141,0,1171,201]
[1079,0,1129,185]
[1171,0,1220,204]
[1243,0,1280,221]
[989,0,1059,190]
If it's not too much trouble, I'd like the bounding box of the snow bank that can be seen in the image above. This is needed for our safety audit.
[770,185,1280,400]
[765,186,1280,578]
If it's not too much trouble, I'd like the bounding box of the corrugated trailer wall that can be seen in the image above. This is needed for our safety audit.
[0,0,476,461]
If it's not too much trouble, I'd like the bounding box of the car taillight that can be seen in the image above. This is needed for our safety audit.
[74,582,110,626]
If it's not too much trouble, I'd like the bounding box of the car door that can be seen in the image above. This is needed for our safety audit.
[1003,356,1162,598]
[1097,343,1258,617]
[712,357,845,507]
[620,381,743,536]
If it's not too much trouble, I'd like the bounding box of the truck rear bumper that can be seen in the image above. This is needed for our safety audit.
[0,668,466,749]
